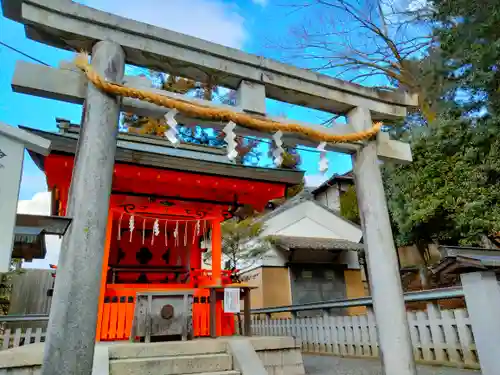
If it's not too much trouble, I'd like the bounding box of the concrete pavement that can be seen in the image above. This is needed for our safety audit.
[303,355,481,375]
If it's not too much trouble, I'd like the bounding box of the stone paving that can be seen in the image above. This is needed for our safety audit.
[303,355,481,375]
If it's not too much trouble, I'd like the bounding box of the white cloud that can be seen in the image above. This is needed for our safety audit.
[381,0,429,18]
[82,0,248,49]
[407,0,429,11]
[17,192,61,269]
[19,171,48,201]
[252,0,268,6]
[304,174,328,188]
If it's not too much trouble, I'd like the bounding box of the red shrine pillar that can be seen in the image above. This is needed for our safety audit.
[211,219,222,286]
[96,212,113,341]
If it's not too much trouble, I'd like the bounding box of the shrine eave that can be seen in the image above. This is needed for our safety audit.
[21,126,304,185]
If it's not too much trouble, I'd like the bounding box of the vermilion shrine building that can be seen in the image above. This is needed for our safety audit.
[23,120,304,340]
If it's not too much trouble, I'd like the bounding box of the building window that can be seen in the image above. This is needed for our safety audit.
[301,270,313,279]
[324,270,335,280]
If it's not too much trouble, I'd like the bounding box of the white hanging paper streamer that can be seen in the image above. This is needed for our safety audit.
[164,108,180,146]
[117,213,124,240]
[152,219,160,245]
[142,218,146,245]
[223,121,238,161]
[193,220,200,244]
[129,215,135,242]
[317,142,329,173]
[174,221,179,247]
[272,130,284,167]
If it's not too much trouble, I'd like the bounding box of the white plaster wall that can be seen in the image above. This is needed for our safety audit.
[262,201,362,242]
[315,190,328,207]
[315,187,341,211]
[0,136,24,272]
[276,217,341,238]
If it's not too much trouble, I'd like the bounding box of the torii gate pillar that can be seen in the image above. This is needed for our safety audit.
[349,107,417,375]
[42,41,125,375]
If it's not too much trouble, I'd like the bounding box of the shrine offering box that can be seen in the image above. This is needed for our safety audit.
[130,291,194,342]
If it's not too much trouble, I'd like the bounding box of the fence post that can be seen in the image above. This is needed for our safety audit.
[461,271,500,375]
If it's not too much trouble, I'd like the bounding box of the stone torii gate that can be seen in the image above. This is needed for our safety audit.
[4,1,416,375]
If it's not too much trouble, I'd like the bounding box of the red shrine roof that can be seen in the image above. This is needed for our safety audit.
[21,125,304,216]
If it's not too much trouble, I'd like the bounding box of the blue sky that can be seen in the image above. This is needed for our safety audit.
[0,0,353,201]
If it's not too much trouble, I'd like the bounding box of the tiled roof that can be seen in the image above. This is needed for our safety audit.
[312,171,354,195]
[272,235,364,251]
[258,190,315,222]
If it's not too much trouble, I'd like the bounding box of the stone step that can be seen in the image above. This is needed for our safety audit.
[190,372,239,375]
[109,353,233,375]
[108,340,227,359]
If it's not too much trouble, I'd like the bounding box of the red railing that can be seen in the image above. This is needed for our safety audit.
[97,268,238,341]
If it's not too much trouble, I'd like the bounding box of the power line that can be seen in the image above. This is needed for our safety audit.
[0,40,342,156]
[0,40,50,66]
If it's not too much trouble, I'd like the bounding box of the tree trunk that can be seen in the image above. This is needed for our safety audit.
[416,241,431,289]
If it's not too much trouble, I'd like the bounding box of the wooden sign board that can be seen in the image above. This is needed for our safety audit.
[223,288,241,314]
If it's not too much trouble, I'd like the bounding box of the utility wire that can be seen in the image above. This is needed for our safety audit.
[0,40,50,66]
[0,40,340,155]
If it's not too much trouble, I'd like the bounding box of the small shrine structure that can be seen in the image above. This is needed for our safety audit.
[23,120,303,340]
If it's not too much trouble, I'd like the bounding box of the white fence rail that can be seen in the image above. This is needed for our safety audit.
[1,327,46,350]
[0,287,479,370]
[0,314,49,351]
[251,304,479,369]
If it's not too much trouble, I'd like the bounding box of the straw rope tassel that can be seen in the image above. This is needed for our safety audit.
[202,220,207,247]
[117,213,124,240]
[184,222,188,246]
[142,218,146,245]
[165,220,168,247]
[193,220,200,245]
[74,53,383,143]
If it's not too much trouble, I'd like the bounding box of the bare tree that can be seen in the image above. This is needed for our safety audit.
[272,0,438,120]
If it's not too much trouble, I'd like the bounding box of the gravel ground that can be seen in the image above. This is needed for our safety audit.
[303,355,481,375]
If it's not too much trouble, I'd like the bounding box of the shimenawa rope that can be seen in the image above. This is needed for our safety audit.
[74,53,382,143]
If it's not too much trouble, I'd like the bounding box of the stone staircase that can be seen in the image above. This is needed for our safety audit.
[0,337,305,375]
[108,340,239,375]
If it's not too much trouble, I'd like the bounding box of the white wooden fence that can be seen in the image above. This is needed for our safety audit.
[1,327,46,350]
[251,305,479,369]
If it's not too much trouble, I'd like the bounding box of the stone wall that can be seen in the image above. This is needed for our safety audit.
[250,337,305,375]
